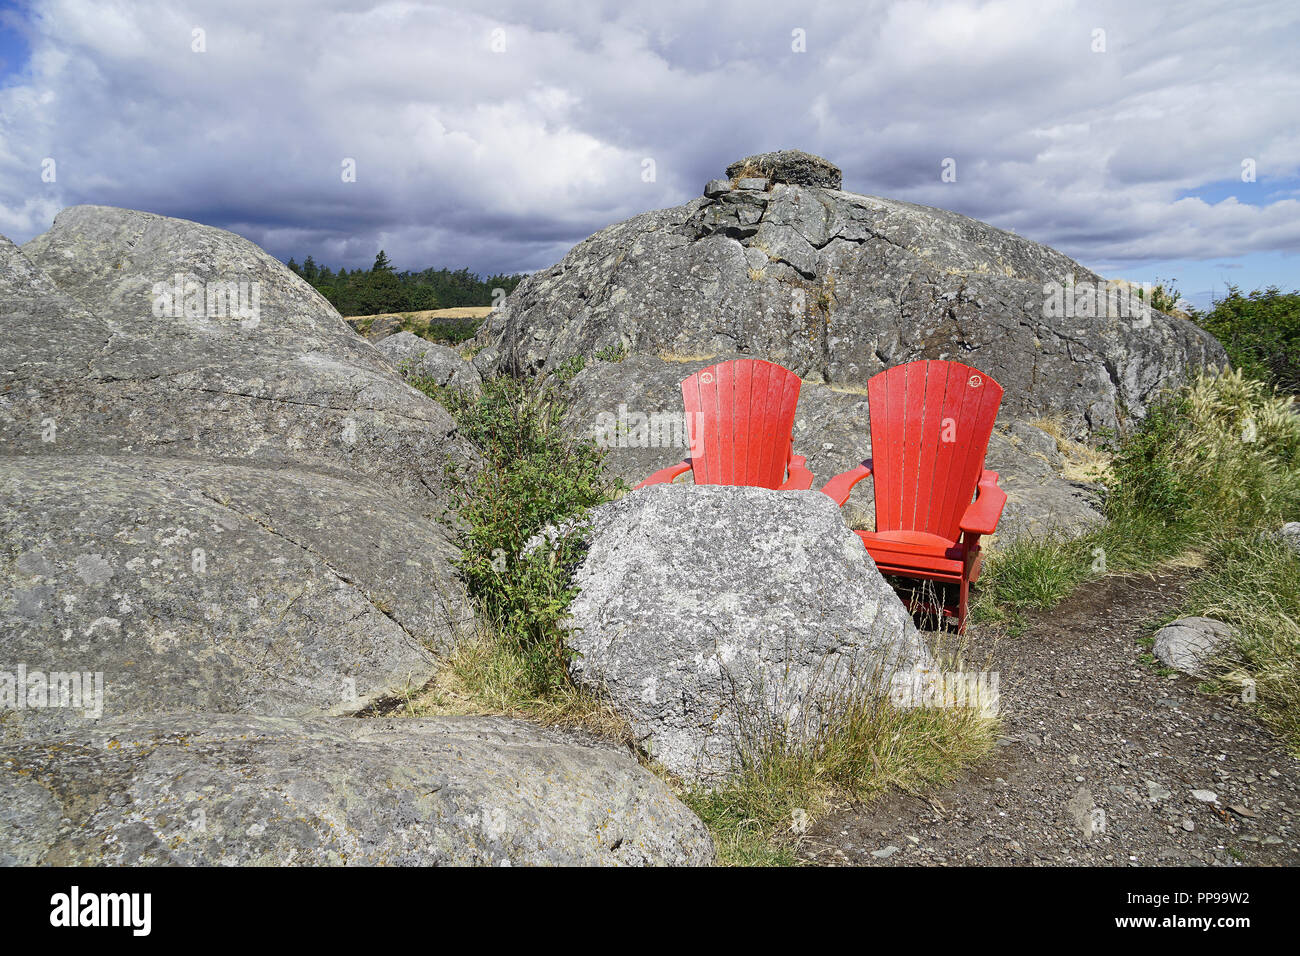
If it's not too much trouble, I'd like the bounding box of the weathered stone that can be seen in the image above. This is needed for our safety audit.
[726,149,843,188]
[733,177,769,191]
[0,454,471,740]
[6,209,473,508]
[1278,522,1300,557]
[0,714,715,866]
[703,179,731,199]
[561,484,932,782]
[376,331,482,395]
[1153,617,1235,676]
[1,209,476,740]
[480,162,1225,438]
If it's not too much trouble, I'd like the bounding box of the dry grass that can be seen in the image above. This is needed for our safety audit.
[347,306,495,321]
[729,162,769,187]
[1026,414,1111,483]
[392,633,634,744]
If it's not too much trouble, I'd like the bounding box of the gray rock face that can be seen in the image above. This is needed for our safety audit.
[562,484,933,782]
[1279,522,1300,557]
[0,455,470,740]
[726,149,843,189]
[561,353,1102,542]
[480,159,1224,437]
[0,714,714,866]
[1153,617,1235,676]
[1,207,476,740]
[376,331,482,395]
[6,208,473,505]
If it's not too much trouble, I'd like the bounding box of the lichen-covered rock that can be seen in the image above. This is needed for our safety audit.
[1152,617,1235,676]
[376,331,482,395]
[0,714,715,866]
[1,210,476,739]
[0,454,471,740]
[726,149,843,188]
[6,209,473,507]
[480,157,1224,437]
[1278,522,1300,557]
[561,484,932,782]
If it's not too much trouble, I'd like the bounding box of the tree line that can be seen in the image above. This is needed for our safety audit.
[287,251,526,316]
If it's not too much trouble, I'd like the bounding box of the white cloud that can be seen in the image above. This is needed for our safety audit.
[0,0,1297,278]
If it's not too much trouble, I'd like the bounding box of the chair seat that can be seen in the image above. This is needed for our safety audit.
[855,529,967,578]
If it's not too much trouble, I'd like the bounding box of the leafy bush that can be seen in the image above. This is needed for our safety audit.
[1191,285,1300,393]
[418,375,621,695]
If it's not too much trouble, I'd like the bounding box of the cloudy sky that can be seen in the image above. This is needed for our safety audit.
[1,0,1297,307]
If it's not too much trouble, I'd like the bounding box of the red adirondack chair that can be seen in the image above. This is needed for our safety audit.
[634,358,814,490]
[819,360,1007,628]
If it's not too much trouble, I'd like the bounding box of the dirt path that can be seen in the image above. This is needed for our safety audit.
[800,568,1300,866]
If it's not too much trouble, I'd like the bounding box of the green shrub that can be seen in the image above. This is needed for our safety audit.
[417,376,622,693]
[975,368,1300,628]
[1191,285,1300,393]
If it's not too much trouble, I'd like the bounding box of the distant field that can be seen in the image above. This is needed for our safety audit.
[345,306,494,344]
[345,306,495,321]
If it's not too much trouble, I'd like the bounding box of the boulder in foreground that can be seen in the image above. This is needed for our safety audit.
[563,485,932,782]
[0,714,714,865]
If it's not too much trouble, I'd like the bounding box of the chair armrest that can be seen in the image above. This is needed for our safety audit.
[959,470,1007,535]
[779,455,815,491]
[633,460,692,490]
[818,460,873,506]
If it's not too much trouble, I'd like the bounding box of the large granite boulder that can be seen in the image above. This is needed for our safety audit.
[561,353,1102,541]
[0,455,470,740]
[479,155,1225,437]
[0,714,714,866]
[6,209,473,505]
[560,484,933,782]
[1,208,475,740]
[376,331,482,396]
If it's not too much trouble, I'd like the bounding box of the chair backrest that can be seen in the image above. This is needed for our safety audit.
[868,360,1003,540]
[682,359,802,488]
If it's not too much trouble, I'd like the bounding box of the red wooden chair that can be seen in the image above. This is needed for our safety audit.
[634,358,814,490]
[819,360,1007,628]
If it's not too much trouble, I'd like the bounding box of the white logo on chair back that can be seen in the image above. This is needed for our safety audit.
[968,375,982,388]
[700,371,714,385]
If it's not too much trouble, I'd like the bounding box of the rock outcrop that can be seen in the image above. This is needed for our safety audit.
[480,154,1224,436]
[376,331,482,396]
[476,151,1215,541]
[0,715,714,865]
[1,208,475,737]
[1,205,714,865]
[560,484,932,782]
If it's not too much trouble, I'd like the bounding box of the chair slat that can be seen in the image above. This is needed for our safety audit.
[869,360,1003,539]
[679,358,802,489]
